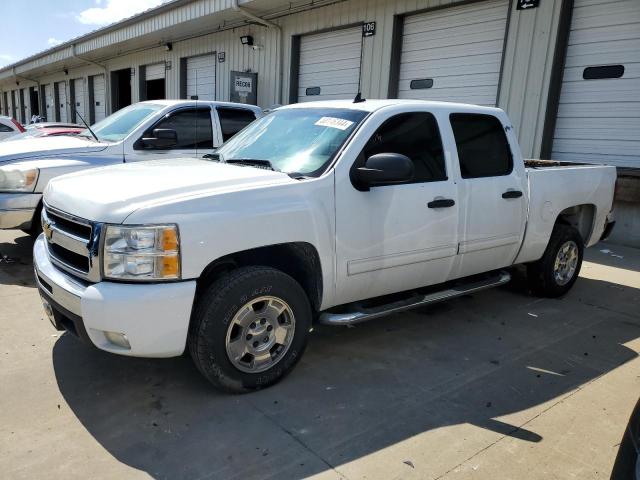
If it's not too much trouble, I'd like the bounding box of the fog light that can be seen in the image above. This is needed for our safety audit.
[104,331,131,349]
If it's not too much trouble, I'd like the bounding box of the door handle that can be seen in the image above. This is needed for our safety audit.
[502,190,523,199]
[428,198,455,208]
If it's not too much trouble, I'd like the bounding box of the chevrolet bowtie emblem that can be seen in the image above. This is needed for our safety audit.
[43,221,53,241]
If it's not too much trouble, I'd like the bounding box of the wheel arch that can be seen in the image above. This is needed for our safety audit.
[555,203,597,245]
[196,242,323,313]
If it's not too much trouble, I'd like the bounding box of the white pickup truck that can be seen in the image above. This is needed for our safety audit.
[34,99,616,393]
[0,100,261,234]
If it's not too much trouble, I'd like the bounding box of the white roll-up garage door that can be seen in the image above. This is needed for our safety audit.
[91,74,106,123]
[22,88,30,123]
[146,63,165,81]
[8,91,15,119]
[73,78,86,121]
[297,26,362,102]
[398,0,509,106]
[44,84,54,122]
[56,82,68,123]
[552,0,640,168]
[186,54,216,100]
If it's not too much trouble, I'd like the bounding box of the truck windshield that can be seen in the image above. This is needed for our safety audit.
[214,108,368,176]
[81,103,164,142]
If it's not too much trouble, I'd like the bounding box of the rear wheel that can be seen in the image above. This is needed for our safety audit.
[527,224,584,297]
[188,266,311,393]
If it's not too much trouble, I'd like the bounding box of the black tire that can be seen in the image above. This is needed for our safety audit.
[527,224,584,298]
[26,204,43,238]
[188,266,311,393]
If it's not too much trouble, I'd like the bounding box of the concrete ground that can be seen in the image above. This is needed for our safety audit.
[1,230,639,480]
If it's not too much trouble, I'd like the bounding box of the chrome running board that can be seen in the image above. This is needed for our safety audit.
[319,271,511,326]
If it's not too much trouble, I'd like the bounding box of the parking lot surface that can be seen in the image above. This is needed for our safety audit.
[1,229,639,480]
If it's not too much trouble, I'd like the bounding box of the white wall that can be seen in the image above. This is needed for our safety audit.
[0,0,565,157]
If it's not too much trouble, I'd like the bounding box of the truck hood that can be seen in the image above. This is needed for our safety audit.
[0,135,108,163]
[44,158,295,223]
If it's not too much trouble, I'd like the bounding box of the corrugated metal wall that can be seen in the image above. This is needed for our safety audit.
[499,0,563,159]
[276,0,562,158]
[0,0,563,158]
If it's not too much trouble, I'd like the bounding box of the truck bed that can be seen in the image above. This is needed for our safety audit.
[524,159,591,169]
[515,162,617,265]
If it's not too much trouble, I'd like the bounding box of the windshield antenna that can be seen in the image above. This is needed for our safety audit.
[353,31,365,103]
[194,68,199,158]
[74,106,99,142]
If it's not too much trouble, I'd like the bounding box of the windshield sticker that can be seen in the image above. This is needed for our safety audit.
[315,117,354,130]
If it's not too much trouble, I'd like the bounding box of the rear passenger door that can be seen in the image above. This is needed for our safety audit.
[127,107,215,161]
[449,113,527,279]
[215,107,258,144]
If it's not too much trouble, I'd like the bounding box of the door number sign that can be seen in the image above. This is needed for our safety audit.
[362,22,376,37]
[517,0,539,9]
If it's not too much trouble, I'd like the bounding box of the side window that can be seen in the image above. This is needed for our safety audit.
[361,112,447,183]
[217,108,257,142]
[450,113,512,179]
[146,108,213,149]
[0,123,13,132]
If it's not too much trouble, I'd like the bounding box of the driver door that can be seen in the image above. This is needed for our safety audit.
[334,111,459,305]
[124,107,215,161]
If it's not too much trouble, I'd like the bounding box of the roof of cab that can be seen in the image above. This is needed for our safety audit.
[282,99,504,115]
[138,99,263,112]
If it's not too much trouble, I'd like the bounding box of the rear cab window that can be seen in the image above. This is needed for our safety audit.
[450,113,512,178]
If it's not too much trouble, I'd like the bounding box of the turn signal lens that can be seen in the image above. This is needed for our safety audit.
[162,228,179,252]
[161,255,180,278]
[24,169,38,187]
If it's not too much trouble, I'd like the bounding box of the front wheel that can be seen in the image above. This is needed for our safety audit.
[188,266,311,393]
[23,204,42,238]
[527,224,584,298]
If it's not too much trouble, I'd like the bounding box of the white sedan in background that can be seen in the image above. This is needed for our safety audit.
[0,116,25,141]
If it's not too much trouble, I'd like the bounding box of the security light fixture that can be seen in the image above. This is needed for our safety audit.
[64,68,68,75]
[164,42,173,51]
[240,35,254,46]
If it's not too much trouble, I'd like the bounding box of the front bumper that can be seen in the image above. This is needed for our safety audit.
[0,192,41,229]
[33,235,197,358]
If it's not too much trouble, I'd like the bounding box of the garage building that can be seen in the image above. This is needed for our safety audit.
[0,0,638,245]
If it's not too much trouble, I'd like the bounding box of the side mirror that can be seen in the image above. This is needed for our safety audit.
[354,153,414,190]
[141,128,178,149]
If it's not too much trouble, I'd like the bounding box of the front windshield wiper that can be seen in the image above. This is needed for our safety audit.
[202,152,221,161]
[225,159,280,172]
[287,172,312,180]
[207,155,306,178]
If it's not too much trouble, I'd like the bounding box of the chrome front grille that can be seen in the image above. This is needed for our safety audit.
[42,205,101,282]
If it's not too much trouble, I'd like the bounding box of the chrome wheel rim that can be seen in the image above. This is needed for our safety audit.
[553,240,579,286]
[225,296,296,374]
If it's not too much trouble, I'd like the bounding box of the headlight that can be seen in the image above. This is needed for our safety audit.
[0,166,39,192]
[103,225,180,281]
